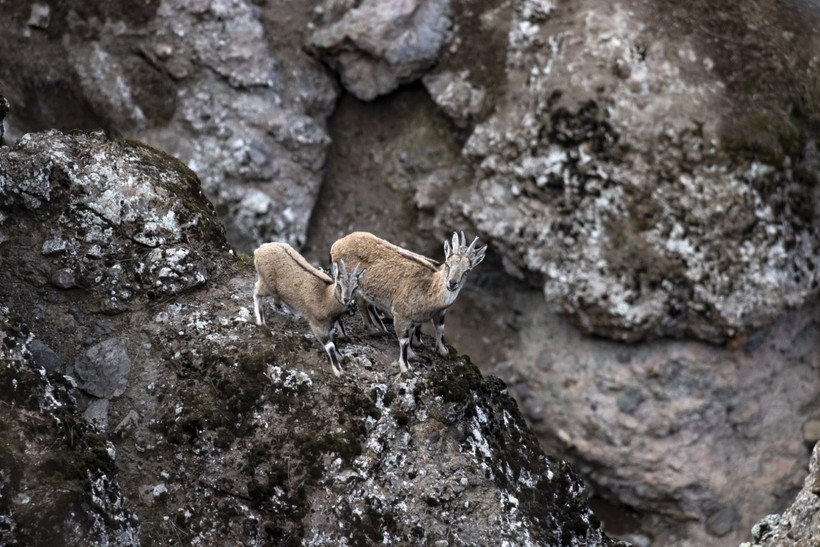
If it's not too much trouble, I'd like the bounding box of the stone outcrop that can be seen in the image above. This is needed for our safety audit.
[427,0,820,343]
[0,130,232,318]
[308,0,452,101]
[0,129,623,546]
[742,442,820,547]
[482,279,820,546]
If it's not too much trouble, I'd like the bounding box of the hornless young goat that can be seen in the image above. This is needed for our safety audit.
[253,242,365,377]
[330,232,486,374]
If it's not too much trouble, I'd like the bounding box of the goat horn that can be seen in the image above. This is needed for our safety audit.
[339,259,347,276]
[351,262,360,276]
[466,236,478,254]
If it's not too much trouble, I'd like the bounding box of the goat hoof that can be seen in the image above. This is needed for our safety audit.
[391,361,411,376]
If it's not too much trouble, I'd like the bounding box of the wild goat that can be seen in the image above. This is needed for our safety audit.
[330,231,486,374]
[253,242,365,377]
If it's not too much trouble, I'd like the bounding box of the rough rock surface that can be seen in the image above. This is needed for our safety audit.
[0,129,232,318]
[474,275,820,547]
[0,310,139,546]
[4,0,820,545]
[301,2,820,539]
[307,85,820,545]
[5,0,817,342]
[0,0,336,251]
[431,0,820,343]
[308,0,452,101]
[0,129,623,546]
[742,442,820,547]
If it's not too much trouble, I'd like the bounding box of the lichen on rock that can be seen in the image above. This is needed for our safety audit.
[0,308,139,546]
[438,0,820,343]
[0,129,231,313]
[742,442,820,547]
[0,127,623,546]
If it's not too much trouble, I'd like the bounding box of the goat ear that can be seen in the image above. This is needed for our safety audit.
[331,262,339,280]
[472,245,487,266]
[460,231,466,247]
[451,232,459,252]
[443,239,451,259]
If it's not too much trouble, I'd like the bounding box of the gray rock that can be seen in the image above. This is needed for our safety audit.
[51,268,76,289]
[803,419,820,444]
[41,238,68,256]
[132,0,335,250]
[83,398,110,431]
[73,338,132,399]
[616,387,645,415]
[29,339,61,372]
[26,3,50,30]
[113,409,140,438]
[750,513,781,542]
[309,0,452,100]
[522,396,545,422]
[422,70,485,127]
[0,312,138,546]
[705,505,739,537]
[488,290,820,546]
[1,0,337,252]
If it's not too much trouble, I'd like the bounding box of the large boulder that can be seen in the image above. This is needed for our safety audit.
[0,129,231,311]
[0,129,232,397]
[431,0,820,343]
[119,283,624,545]
[490,284,820,546]
[308,0,452,100]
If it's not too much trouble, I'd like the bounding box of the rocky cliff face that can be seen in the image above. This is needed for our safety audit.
[742,441,820,547]
[1,0,336,251]
[0,129,622,545]
[2,0,820,545]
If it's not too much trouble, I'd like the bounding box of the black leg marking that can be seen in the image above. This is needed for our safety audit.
[413,324,422,344]
[321,335,343,377]
[398,326,412,373]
